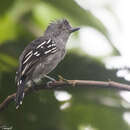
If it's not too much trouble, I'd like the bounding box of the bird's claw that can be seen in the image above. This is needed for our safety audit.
[58,75,69,83]
[46,81,55,88]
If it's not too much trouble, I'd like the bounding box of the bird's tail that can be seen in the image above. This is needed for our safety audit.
[16,79,25,109]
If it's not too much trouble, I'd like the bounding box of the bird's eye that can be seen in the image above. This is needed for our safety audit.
[64,19,68,25]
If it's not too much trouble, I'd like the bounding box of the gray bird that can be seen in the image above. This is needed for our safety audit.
[15,19,80,109]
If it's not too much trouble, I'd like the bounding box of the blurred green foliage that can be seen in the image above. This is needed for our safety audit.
[0,0,129,130]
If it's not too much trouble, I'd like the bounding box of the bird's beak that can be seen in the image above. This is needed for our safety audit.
[70,27,80,33]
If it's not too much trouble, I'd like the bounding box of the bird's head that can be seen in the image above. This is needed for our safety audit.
[44,19,80,40]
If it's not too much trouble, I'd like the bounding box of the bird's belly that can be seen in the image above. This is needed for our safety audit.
[32,50,65,80]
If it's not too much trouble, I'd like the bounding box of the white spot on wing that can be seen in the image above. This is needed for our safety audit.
[46,39,51,44]
[23,92,25,98]
[16,105,19,109]
[34,51,38,55]
[47,44,52,48]
[51,49,57,53]
[44,49,52,54]
[17,81,19,86]
[37,41,46,48]
[17,79,22,86]
[19,80,22,84]
[51,47,56,51]
[36,53,40,56]
[22,64,29,75]
[52,44,56,46]
[23,53,32,64]
[25,51,33,58]
[20,101,23,105]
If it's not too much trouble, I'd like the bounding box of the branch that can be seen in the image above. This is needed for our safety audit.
[0,79,130,112]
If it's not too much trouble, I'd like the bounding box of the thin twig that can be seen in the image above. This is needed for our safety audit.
[0,80,130,112]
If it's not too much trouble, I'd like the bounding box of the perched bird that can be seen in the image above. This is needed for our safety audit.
[15,19,80,109]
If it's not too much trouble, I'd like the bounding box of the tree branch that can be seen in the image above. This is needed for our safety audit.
[0,79,130,112]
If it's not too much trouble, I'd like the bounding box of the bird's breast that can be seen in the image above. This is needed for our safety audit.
[32,49,66,80]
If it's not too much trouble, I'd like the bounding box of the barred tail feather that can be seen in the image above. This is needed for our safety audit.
[16,79,25,109]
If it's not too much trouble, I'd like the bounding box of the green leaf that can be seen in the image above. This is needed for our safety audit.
[0,0,15,15]
[0,53,18,72]
[0,15,18,43]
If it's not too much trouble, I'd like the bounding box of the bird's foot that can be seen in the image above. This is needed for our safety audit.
[44,75,56,82]
[58,75,69,83]
[46,80,56,88]
[44,75,56,88]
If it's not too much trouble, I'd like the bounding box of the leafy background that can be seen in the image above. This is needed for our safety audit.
[0,0,130,130]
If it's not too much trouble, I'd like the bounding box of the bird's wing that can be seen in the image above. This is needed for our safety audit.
[16,38,58,83]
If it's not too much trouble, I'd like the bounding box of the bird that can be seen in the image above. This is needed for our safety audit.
[15,19,80,109]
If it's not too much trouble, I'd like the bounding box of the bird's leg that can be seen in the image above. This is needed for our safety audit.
[44,75,56,88]
[58,75,69,83]
[44,75,56,82]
